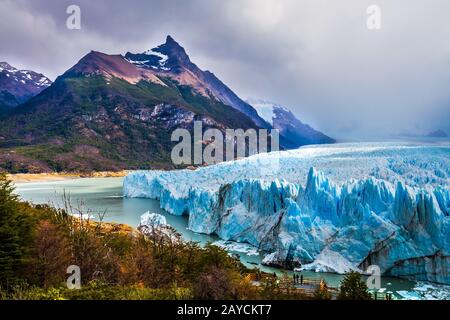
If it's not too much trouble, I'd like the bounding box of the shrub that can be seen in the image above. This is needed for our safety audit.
[338,271,372,300]
[29,220,72,287]
[0,174,35,287]
[0,175,312,300]
[193,267,237,300]
[313,280,332,300]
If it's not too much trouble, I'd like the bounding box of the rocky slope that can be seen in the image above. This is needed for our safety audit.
[0,39,264,173]
[248,99,335,148]
[0,36,335,173]
[125,36,269,129]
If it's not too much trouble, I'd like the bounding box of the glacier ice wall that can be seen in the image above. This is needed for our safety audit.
[123,142,450,284]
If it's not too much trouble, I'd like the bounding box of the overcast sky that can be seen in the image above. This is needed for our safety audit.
[1,0,449,139]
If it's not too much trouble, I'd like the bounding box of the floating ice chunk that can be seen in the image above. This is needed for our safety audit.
[140,211,167,227]
[212,240,260,256]
[300,248,360,274]
[70,212,95,220]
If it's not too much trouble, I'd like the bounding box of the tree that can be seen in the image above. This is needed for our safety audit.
[260,274,279,299]
[193,267,235,300]
[279,273,295,295]
[313,279,332,300]
[31,220,72,287]
[337,271,372,300]
[0,174,35,287]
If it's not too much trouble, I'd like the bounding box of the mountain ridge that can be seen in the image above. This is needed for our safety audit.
[125,36,269,128]
[248,98,335,148]
[0,62,51,113]
[0,39,263,172]
[0,36,334,173]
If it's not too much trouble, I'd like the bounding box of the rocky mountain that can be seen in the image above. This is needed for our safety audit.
[0,37,335,173]
[0,62,51,112]
[248,99,335,148]
[124,36,268,128]
[0,38,263,173]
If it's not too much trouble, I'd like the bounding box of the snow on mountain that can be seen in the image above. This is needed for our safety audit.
[246,99,289,125]
[140,49,170,70]
[0,62,51,88]
[105,36,333,150]
[125,36,269,129]
[124,141,450,284]
[247,99,335,148]
[0,62,52,110]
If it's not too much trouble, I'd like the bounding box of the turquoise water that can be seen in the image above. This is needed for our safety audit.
[14,177,447,299]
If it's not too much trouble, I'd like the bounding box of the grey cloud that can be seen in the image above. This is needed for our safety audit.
[1,0,449,138]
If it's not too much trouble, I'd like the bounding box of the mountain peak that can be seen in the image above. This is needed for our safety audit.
[248,99,335,147]
[246,99,291,124]
[0,62,16,72]
[163,35,184,52]
[0,61,51,86]
[0,61,51,111]
[157,36,190,63]
[165,35,177,45]
[87,50,105,56]
[125,36,191,72]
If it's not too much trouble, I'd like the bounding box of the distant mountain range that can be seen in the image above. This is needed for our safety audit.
[395,128,449,139]
[0,62,51,113]
[0,36,334,173]
[248,99,335,148]
[427,129,448,138]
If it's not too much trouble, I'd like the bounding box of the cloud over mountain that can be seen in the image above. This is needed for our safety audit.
[1,0,450,138]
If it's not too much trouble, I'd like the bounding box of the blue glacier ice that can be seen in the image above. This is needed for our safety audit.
[123,142,450,284]
[140,211,167,226]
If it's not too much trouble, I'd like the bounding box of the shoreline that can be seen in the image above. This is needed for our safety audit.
[7,171,130,183]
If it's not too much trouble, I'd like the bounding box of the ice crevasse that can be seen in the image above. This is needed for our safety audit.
[123,143,450,284]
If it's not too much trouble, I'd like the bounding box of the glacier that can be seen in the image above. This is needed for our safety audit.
[140,211,167,227]
[123,142,450,284]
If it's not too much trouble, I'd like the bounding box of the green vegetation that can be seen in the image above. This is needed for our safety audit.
[337,271,372,300]
[0,73,261,173]
[0,175,278,300]
[313,280,332,300]
[0,175,35,285]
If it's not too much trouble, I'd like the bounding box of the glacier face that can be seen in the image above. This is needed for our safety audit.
[123,142,450,284]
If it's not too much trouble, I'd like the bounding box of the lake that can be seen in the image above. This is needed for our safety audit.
[14,176,449,300]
